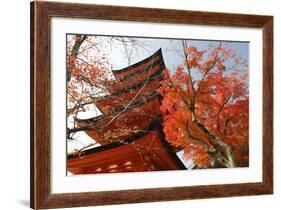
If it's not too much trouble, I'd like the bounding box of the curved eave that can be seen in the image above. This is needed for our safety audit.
[112,48,163,75]
[68,117,186,170]
[75,92,161,124]
[94,48,166,112]
[116,55,164,82]
[68,116,161,159]
[94,67,164,103]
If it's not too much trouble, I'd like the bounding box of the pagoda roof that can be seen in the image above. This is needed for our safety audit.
[76,94,162,145]
[103,63,165,99]
[68,117,186,174]
[75,49,167,144]
[112,48,164,80]
[94,75,163,114]
[102,49,165,95]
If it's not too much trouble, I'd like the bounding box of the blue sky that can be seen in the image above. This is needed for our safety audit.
[100,36,249,78]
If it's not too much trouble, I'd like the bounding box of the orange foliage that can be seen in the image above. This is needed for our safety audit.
[159,43,249,168]
[67,35,112,115]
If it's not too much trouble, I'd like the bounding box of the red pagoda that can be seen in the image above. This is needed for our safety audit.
[67,49,186,174]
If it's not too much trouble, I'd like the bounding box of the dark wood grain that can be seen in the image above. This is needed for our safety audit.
[30,1,273,209]
[262,16,274,193]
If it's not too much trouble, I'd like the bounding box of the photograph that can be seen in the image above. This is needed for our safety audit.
[29,2,273,208]
[66,34,249,175]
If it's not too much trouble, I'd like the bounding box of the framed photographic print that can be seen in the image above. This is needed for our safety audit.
[30,1,273,209]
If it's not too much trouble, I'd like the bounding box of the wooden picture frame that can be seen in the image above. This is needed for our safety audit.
[30,1,273,209]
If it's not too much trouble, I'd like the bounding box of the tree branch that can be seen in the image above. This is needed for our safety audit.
[192,117,236,168]
[217,93,232,132]
[182,40,196,95]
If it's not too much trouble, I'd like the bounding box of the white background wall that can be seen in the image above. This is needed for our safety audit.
[0,0,279,209]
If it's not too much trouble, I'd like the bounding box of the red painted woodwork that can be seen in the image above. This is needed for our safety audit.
[107,63,164,94]
[94,77,163,114]
[113,49,163,81]
[78,96,161,145]
[68,130,182,174]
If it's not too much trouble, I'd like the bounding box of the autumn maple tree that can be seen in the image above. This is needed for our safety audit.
[158,41,249,168]
[66,35,112,141]
[66,35,152,146]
